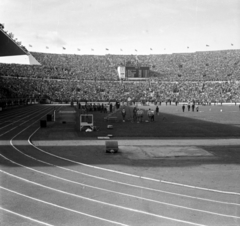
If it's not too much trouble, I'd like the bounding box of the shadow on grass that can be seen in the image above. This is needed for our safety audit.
[33,106,240,139]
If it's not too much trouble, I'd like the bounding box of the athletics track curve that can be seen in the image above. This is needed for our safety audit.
[0,105,240,226]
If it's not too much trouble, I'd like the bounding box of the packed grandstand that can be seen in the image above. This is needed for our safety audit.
[1,25,240,107]
[1,50,240,105]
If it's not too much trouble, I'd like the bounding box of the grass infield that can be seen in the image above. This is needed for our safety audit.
[35,104,240,139]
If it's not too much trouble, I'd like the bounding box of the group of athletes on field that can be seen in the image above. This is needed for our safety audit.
[121,106,157,122]
[120,103,202,123]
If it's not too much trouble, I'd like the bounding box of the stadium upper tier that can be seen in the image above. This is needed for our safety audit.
[0,50,239,81]
[32,50,240,81]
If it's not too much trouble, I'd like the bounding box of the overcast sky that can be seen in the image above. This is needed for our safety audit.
[1,0,239,54]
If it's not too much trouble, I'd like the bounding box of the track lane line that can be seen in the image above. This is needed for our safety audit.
[0,106,36,120]
[0,106,54,137]
[0,206,54,226]
[0,106,45,122]
[29,127,240,196]
[0,186,129,226]
[0,183,209,226]
[3,107,239,208]
[8,124,239,206]
[1,166,239,219]
[0,106,47,130]
[4,111,240,220]
[0,120,222,226]
[4,145,239,208]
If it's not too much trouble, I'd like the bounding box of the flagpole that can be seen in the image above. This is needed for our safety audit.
[105,48,109,55]
[149,48,152,55]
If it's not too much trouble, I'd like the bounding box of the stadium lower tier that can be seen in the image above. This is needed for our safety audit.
[1,77,240,104]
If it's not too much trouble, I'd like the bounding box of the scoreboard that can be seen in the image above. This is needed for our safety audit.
[117,66,150,80]
[126,66,149,79]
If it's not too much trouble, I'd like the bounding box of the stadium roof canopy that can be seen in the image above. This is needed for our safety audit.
[0,28,40,65]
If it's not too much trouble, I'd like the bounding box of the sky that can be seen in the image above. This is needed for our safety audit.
[0,0,240,55]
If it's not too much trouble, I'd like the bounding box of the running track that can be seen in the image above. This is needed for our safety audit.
[0,105,240,226]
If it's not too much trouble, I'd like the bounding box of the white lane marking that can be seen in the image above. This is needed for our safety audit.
[0,184,208,226]
[5,106,240,210]
[0,186,129,226]
[0,108,35,120]
[0,206,54,226]
[28,135,138,177]
[161,180,240,194]
[5,114,239,207]
[0,108,42,124]
[0,126,18,136]
[1,166,240,219]
[0,107,52,137]
[0,107,44,130]
[6,106,62,143]
[29,128,240,196]
[13,126,239,206]
[3,145,239,209]
[0,107,41,124]
[141,177,160,182]
[0,108,55,137]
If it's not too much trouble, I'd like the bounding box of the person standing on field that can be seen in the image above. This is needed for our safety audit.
[182,104,185,112]
[155,105,159,115]
[192,103,195,112]
[121,108,126,122]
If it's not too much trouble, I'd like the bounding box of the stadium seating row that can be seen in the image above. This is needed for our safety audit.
[1,76,239,103]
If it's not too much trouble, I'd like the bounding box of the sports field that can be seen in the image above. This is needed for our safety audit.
[0,104,240,226]
[36,103,240,138]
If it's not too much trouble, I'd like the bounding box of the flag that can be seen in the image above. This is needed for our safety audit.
[206,45,209,47]
[231,43,234,46]
[62,47,66,50]
[46,46,49,49]
[135,49,137,52]
[187,46,189,49]
[77,48,80,51]
[29,44,32,47]
[106,48,109,51]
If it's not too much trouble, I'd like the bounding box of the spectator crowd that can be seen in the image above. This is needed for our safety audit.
[1,50,240,105]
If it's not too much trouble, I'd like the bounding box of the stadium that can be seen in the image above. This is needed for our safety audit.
[1,2,240,225]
